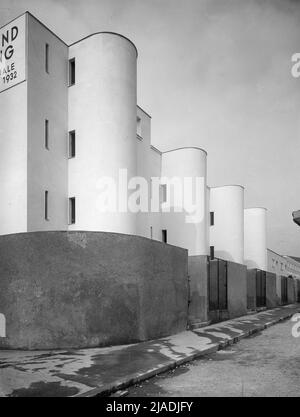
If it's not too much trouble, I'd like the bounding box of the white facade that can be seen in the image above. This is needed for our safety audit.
[161,148,208,256]
[210,185,244,264]
[68,33,137,234]
[0,12,292,272]
[136,106,162,241]
[244,208,268,270]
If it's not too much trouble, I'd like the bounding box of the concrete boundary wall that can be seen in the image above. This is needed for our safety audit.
[188,255,209,325]
[247,269,257,310]
[227,261,247,318]
[288,276,296,304]
[266,272,279,308]
[0,231,188,350]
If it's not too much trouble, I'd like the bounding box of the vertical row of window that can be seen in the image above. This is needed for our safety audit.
[43,126,75,224]
[44,193,76,225]
[43,45,165,238]
[44,43,76,86]
[44,119,76,157]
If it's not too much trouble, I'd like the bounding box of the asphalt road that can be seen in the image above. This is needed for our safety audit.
[125,318,300,397]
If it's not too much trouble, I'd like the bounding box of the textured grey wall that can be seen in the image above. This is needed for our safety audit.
[0,231,188,350]
[266,272,278,308]
[227,261,247,318]
[247,269,257,310]
[188,255,209,326]
[287,276,296,304]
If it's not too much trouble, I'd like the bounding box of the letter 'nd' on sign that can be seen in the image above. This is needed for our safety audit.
[0,14,26,93]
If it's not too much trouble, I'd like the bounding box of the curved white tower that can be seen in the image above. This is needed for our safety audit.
[161,147,208,256]
[210,185,244,264]
[244,207,267,270]
[68,33,138,234]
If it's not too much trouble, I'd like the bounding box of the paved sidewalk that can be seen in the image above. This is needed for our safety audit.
[0,304,299,397]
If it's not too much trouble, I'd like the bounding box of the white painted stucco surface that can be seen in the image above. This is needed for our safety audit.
[244,207,267,270]
[161,148,208,256]
[68,33,137,234]
[210,185,244,264]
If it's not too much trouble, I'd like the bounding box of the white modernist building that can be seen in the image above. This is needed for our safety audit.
[0,12,283,272]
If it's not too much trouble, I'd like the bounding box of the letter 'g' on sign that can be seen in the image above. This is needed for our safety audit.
[0,14,26,93]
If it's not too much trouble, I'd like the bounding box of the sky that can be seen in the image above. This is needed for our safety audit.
[0,0,300,256]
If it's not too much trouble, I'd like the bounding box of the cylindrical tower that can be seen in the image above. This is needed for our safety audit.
[244,207,267,270]
[161,147,208,256]
[210,185,244,264]
[68,33,137,234]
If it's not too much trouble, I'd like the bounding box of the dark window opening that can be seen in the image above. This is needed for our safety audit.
[45,191,49,220]
[210,211,215,226]
[69,58,75,86]
[45,43,49,73]
[69,130,76,158]
[45,119,49,149]
[162,229,167,243]
[210,245,215,260]
[69,197,76,224]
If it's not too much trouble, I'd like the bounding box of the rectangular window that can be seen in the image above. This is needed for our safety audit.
[150,226,153,239]
[45,191,49,220]
[45,43,49,73]
[69,197,76,224]
[69,130,76,158]
[69,58,75,86]
[162,229,167,243]
[45,119,49,149]
[210,211,215,226]
[210,245,215,260]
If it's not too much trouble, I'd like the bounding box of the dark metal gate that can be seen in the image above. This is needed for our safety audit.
[281,276,288,305]
[209,258,228,311]
[256,270,266,308]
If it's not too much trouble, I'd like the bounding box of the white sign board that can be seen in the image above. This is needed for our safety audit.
[0,15,26,93]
